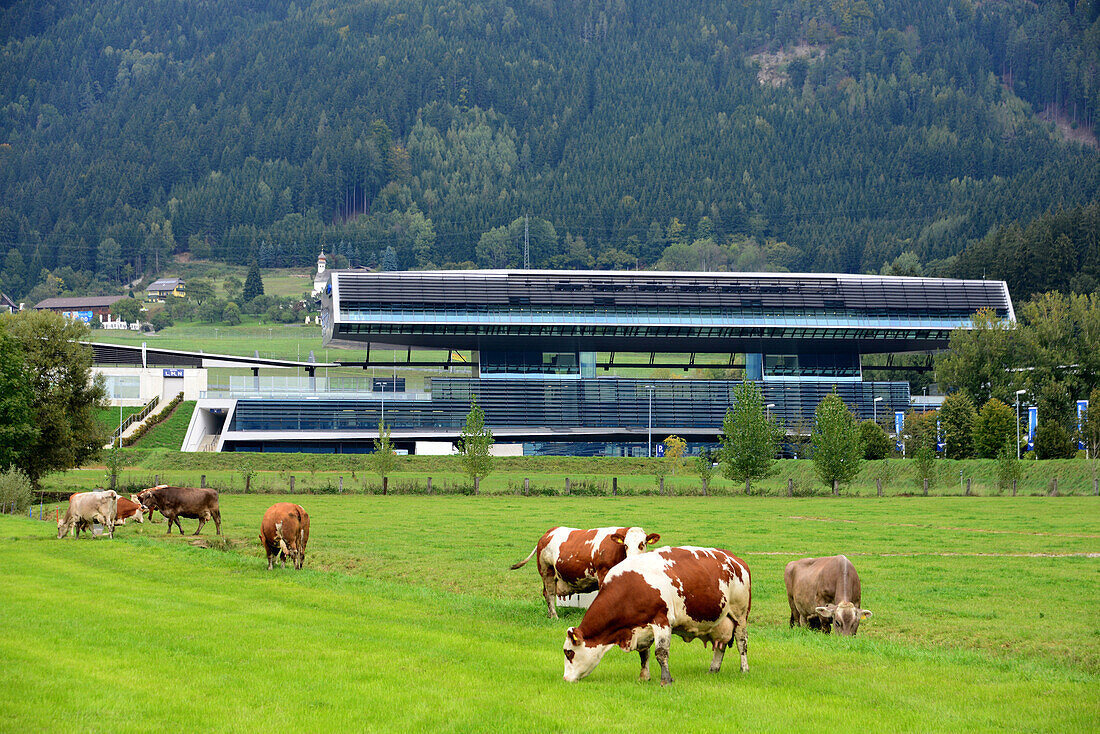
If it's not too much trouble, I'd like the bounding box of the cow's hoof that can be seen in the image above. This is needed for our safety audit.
[639,672,651,682]
[660,677,674,687]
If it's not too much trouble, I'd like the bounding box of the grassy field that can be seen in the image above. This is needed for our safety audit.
[127,401,196,450]
[1,496,1095,732]
[45,453,1100,497]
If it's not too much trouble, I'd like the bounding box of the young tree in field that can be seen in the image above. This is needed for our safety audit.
[995,441,1022,495]
[222,301,242,325]
[939,392,977,459]
[695,449,717,496]
[369,420,398,494]
[858,420,891,460]
[812,391,862,493]
[973,398,1016,459]
[458,397,493,491]
[663,435,687,474]
[913,445,937,493]
[243,259,265,302]
[0,311,108,487]
[188,277,215,304]
[718,381,782,493]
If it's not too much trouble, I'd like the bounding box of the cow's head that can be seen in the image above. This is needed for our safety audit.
[613,527,660,556]
[815,601,872,636]
[562,627,612,682]
[56,516,69,539]
[136,489,158,512]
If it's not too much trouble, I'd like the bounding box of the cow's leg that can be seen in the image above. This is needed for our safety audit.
[542,574,558,619]
[213,510,222,535]
[194,515,207,535]
[735,617,749,672]
[267,550,274,570]
[654,631,674,686]
[638,645,651,682]
[710,641,727,673]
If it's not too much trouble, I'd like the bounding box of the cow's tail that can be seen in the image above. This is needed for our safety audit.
[510,547,538,570]
[275,521,290,556]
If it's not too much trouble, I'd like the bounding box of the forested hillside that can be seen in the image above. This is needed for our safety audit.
[2,0,1098,298]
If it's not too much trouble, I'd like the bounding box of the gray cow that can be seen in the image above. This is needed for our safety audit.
[57,490,119,539]
[784,554,872,636]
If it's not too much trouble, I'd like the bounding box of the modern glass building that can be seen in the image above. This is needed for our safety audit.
[186,270,1013,454]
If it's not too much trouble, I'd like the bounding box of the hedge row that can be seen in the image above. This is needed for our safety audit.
[121,393,184,447]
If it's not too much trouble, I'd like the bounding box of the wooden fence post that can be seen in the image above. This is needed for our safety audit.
[833,479,839,497]
[524,477,529,496]
[565,477,570,495]
[427,477,433,495]
[923,478,928,496]
[788,478,794,497]
[1094,477,1098,495]
[474,476,479,495]
[965,478,971,496]
[338,476,343,493]
[611,477,617,496]
[876,478,882,497]
[1050,477,1058,497]
[659,477,665,496]
[154,474,159,486]
[201,474,207,489]
[245,475,251,494]
[702,478,708,496]
[1012,479,1017,497]
[382,476,388,495]
[288,476,293,492]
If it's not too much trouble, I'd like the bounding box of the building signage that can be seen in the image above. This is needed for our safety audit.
[62,310,93,323]
[895,411,905,452]
[1027,406,1038,451]
[655,443,665,457]
[163,368,184,378]
[1078,400,1088,451]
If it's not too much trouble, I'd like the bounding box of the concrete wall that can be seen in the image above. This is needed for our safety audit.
[94,367,208,406]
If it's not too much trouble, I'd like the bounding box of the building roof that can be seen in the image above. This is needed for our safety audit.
[0,292,16,310]
[147,278,184,291]
[35,295,126,310]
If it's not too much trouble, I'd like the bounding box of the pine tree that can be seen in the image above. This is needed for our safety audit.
[243,259,265,302]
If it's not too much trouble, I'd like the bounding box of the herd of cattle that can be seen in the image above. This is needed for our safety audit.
[509,525,871,684]
[56,492,870,685]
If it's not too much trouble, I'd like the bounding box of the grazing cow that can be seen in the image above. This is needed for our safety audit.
[132,492,159,520]
[259,503,310,570]
[57,491,119,539]
[510,526,661,618]
[784,555,872,636]
[136,486,221,536]
[563,546,751,686]
[114,497,145,525]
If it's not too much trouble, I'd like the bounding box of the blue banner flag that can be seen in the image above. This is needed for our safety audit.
[1078,400,1088,451]
[1027,406,1037,451]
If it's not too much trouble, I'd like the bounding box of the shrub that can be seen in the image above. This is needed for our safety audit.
[939,392,977,459]
[974,399,1016,459]
[859,421,891,460]
[0,467,32,514]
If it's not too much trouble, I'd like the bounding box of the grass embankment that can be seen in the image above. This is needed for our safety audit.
[50,453,1100,497]
[125,401,196,450]
[1,497,1095,731]
[94,406,142,433]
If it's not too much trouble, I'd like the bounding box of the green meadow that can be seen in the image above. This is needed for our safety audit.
[2,496,1096,732]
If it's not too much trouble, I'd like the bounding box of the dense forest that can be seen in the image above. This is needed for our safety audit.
[1,0,1099,299]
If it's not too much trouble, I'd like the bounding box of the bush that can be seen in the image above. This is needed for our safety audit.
[974,399,1016,459]
[859,421,891,460]
[0,467,32,514]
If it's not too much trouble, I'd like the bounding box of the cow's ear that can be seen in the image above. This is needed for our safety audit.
[567,627,582,646]
[645,533,660,545]
[859,609,873,620]
[610,533,625,544]
[815,605,836,618]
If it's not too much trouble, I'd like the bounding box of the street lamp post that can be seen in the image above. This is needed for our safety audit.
[766,403,776,421]
[646,385,655,458]
[873,396,884,426]
[1015,389,1027,459]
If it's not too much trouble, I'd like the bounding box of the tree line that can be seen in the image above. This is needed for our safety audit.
[1,0,1098,300]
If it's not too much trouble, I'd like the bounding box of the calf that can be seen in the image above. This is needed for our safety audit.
[784,555,872,636]
[510,526,660,618]
[57,491,119,539]
[137,486,221,536]
[563,546,751,685]
[114,497,145,525]
[260,503,310,570]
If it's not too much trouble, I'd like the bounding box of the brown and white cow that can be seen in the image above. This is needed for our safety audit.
[136,485,221,535]
[259,503,310,570]
[784,554,872,636]
[113,497,145,525]
[132,492,158,520]
[57,491,119,539]
[510,526,660,618]
[562,546,751,685]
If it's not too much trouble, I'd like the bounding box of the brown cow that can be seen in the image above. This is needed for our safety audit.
[563,546,752,685]
[114,497,145,525]
[784,555,872,636]
[136,486,221,535]
[510,526,660,618]
[259,503,310,570]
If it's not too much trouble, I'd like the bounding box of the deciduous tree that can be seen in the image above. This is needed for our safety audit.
[812,391,862,491]
[458,397,493,489]
[718,381,782,493]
